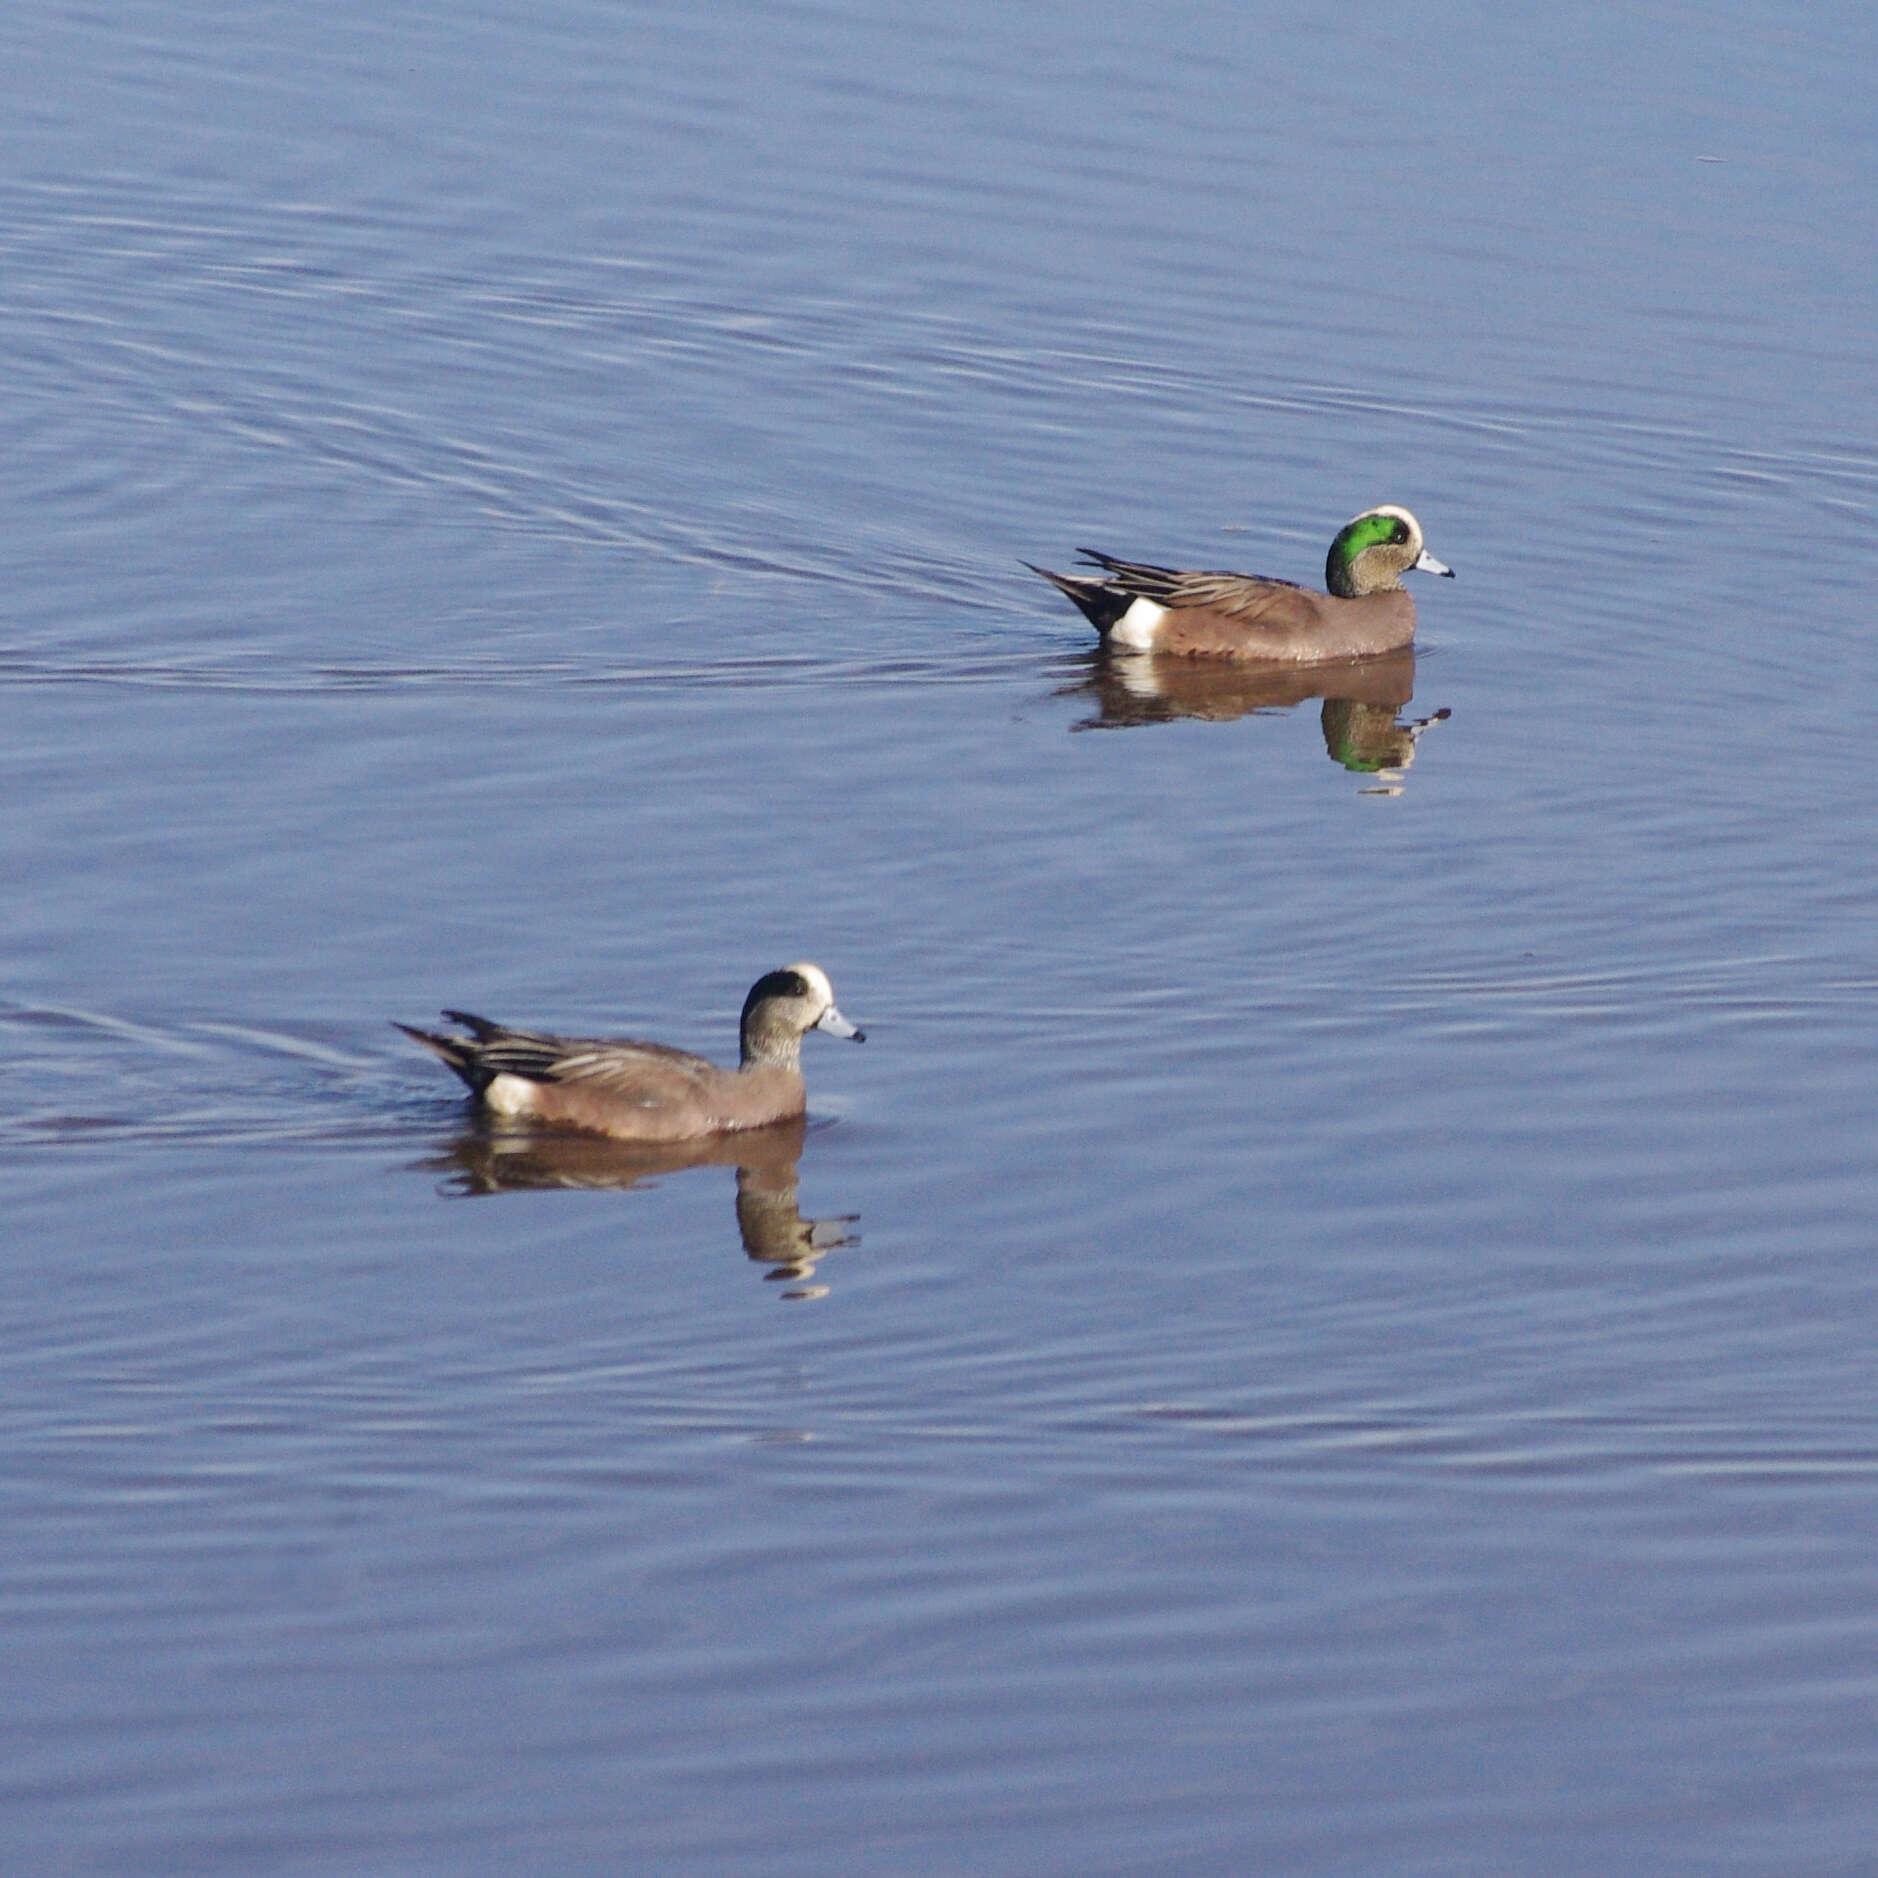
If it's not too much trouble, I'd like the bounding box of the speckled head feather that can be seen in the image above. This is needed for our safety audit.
[739,961,863,1068]
[1325,505,1452,598]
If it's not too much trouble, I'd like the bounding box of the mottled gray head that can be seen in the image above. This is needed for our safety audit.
[740,962,864,1066]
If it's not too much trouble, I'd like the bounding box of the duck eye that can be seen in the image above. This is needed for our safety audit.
[1391,521,1409,543]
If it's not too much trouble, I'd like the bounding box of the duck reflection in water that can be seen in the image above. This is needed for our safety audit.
[418,1115,857,1301]
[1061,644,1449,791]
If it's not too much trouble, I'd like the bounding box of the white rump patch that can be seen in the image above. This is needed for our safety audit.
[1108,596,1167,651]
[484,1073,541,1118]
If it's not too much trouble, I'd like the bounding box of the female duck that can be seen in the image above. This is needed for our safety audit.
[398,963,863,1142]
[1029,504,1452,662]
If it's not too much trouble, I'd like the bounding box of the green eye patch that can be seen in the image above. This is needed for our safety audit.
[1329,511,1410,570]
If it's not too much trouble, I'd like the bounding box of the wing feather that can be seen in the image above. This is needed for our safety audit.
[425,1015,716,1106]
[1074,551,1306,619]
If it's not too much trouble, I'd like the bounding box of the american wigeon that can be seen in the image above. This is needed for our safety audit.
[398,963,863,1142]
[1029,505,1453,662]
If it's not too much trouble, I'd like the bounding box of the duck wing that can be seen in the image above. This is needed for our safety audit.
[1075,550,1307,620]
[404,1012,717,1112]
[432,1012,592,1083]
[543,1037,722,1112]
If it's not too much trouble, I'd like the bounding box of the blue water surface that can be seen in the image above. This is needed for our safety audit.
[5,2,1878,1872]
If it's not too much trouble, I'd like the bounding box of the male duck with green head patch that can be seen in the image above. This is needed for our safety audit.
[1029,505,1453,663]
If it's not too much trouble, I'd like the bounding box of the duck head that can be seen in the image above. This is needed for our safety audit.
[740,962,864,1068]
[1327,505,1454,598]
